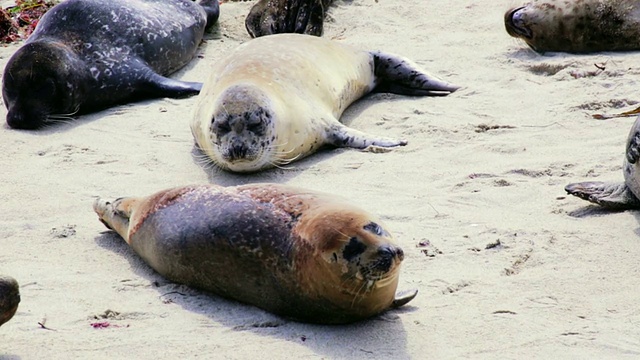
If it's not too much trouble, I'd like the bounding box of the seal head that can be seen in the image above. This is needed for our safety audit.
[505,0,640,53]
[0,275,20,327]
[3,41,91,129]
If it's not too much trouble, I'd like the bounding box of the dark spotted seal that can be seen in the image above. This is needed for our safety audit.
[94,183,417,324]
[2,0,220,129]
[0,275,19,327]
[245,0,334,38]
[566,116,640,209]
[504,0,640,53]
[191,33,459,173]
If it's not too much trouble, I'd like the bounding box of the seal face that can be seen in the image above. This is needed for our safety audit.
[2,0,220,129]
[94,184,417,324]
[505,0,640,53]
[0,275,20,327]
[565,116,640,209]
[191,33,458,173]
[245,0,334,38]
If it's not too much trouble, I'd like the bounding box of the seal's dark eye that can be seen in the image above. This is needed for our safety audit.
[343,237,366,261]
[246,121,264,135]
[214,120,231,135]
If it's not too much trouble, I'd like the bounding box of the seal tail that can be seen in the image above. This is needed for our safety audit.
[93,197,136,243]
[370,51,459,96]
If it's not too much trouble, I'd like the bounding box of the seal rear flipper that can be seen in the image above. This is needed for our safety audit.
[326,123,407,149]
[371,51,459,96]
[564,181,640,209]
[142,73,203,99]
[93,198,135,242]
[391,288,418,308]
[245,0,330,38]
[197,0,220,29]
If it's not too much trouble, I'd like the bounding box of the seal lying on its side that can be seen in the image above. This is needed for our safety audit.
[0,275,20,327]
[191,33,458,173]
[245,0,334,38]
[504,0,640,53]
[2,0,220,130]
[566,116,640,209]
[94,184,417,324]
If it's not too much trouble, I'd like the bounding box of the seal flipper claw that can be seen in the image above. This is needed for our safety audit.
[371,51,459,96]
[327,123,407,149]
[391,289,418,308]
[564,181,640,209]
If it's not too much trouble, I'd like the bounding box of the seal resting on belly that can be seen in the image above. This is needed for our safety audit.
[94,183,417,324]
[2,0,220,129]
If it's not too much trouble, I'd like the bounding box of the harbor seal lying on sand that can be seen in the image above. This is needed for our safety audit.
[2,0,220,130]
[245,0,334,37]
[0,275,20,327]
[505,0,640,53]
[94,183,417,324]
[566,116,640,209]
[191,33,458,173]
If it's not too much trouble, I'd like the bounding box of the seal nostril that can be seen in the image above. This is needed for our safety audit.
[396,247,404,261]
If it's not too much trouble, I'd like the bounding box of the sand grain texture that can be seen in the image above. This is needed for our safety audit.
[1,0,640,358]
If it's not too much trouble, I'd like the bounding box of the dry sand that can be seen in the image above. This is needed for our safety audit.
[2,0,640,358]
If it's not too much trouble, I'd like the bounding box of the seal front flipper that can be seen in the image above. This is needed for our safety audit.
[564,182,640,209]
[371,51,459,96]
[245,0,333,38]
[141,72,203,99]
[326,122,407,149]
[391,288,418,308]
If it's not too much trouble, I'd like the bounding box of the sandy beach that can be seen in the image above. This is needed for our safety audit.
[2,0,640,358]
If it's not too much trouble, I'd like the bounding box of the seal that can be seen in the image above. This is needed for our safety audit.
[0,275,20,327]
[245,0,334,38]
[504,0,640,53]
[93,183,418,324]
[565,116,640,209]
[191,33,459,173]
[2,0,220,130]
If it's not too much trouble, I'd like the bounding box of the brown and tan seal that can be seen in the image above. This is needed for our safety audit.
[191,33,458,173]
[505,0,640,53]
[0,275,20,327]
[93,183,417,324]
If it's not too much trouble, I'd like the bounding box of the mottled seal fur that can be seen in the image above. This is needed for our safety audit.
[94,183,417,324]
[505,0,640,53]
[246,0,334,37]
[0,275,20,327]
[566,116,640,209]
[191,33,458,173]
[2,0,220,129]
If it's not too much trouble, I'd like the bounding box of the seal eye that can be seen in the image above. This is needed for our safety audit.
[246,121,264,135]
[214,120,231,135]
[343,237,366,261]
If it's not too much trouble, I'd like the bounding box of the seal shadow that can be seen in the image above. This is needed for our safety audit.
[94,231,414,359]
[566,205,627,218]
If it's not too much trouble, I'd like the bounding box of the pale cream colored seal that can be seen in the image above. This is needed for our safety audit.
[191,33,458,172]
